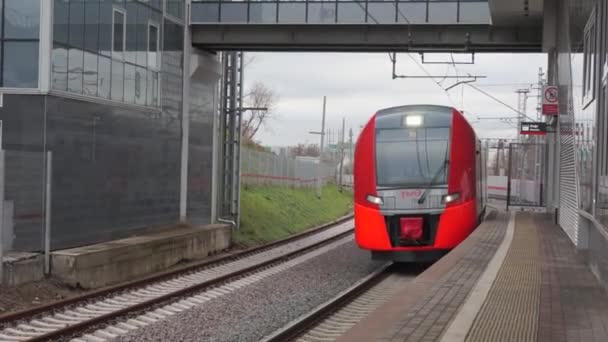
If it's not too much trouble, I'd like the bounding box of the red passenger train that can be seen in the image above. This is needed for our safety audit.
[354,105,487,262]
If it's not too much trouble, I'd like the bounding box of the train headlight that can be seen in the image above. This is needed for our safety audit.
[442,193,461,204]
[404,115,423,127]
[366,194,384,206]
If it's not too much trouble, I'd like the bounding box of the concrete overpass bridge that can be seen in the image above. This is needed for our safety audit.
[190,0,545,52]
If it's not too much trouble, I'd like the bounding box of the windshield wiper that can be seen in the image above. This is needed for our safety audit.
[417,160,449,205]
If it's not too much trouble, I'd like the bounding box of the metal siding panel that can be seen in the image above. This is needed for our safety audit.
[559,111,581,245]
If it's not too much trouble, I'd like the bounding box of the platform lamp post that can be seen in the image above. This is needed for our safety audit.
[309,96,327,199]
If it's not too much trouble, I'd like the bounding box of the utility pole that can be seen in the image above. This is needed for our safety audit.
[339,118,345,191]
[349,128,354,174]
[318,97,327,198]
[532,68,545,204]
[516,89,530,141]
[516,88,530,203]
[309,97,328,198]
[533,68,545,120]
[308,96,327,198]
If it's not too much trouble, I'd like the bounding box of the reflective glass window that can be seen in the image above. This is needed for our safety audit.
[113,9,125,55]
[148,0,162,11]
[126,1,137,64]
[249,3,278,24]
[47,0,164,104]
[99,1,113,55]
[336,3,366,24]
[367,2,397,24]
[135,66,146,106]
[111,60,124,101]
[308,3,336,24]
[163,20,184,51]
[98,55,111,99]
[124,63,136,104]
[54,0,69,44]
[51,44,68,91]
[137,5,150,67]
[428,2,457,24]
[84,52,99,97]
[167,0,185,20]
[4,0,40,39]
[69,1,85,49]
[221,3,248,23]
[68,48,84,94]
[191,3,219,22]
[459,2,491,24]
[84,1,100,52]
[148,23,159,69]
[397,3,426,24]
[278,3,306,23]
[3,41,39,88]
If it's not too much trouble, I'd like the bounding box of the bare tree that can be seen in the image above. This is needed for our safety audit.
[242,81,278,142]
[290,143,320,157]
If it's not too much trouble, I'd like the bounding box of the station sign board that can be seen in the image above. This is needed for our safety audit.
[542,85,559,115]
[520,122,547,135]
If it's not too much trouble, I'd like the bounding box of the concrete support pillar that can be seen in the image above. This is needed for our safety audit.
[543,0,560,216]
[39,0,53,93]
[179,0,193,223]
[546,49,560,215]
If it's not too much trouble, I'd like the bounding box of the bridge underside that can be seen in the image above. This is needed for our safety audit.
[192,25,543,52]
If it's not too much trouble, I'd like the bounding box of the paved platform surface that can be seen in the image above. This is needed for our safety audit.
[338,211,608,342]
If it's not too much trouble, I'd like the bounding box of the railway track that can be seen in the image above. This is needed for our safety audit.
[262,264,402,342]
[0,216,353,342]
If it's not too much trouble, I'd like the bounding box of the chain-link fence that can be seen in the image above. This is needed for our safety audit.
[241,148,336,188]
[507,143,546,208]
[486,141,511,207]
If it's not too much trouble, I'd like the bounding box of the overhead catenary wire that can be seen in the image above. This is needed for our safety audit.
[405,53,460,109]
[464,83,536,121]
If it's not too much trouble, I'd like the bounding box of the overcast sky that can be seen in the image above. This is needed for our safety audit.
[244,52,548,147]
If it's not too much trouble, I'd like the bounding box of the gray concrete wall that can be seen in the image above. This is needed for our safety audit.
[51,224,231,289]
[187,50,222,224]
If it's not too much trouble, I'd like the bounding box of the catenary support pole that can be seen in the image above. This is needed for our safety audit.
[0,149,4,283]
[317,96,327,198]
[339,117,345,191]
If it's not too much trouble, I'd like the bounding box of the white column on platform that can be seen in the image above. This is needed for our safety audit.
[39,0,53,93]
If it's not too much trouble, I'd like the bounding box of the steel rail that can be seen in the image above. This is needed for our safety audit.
[262,264,392,342]
[26,228,354,341]
[0,214,352,326]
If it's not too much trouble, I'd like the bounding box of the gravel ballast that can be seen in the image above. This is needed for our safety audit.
[113,240,388,342]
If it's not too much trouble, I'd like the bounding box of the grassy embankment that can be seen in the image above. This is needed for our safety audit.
[237,185,353,246]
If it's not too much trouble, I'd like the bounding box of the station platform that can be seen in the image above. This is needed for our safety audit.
[338,211,608,342]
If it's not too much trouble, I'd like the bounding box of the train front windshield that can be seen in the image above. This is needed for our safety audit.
[375,125,450,188]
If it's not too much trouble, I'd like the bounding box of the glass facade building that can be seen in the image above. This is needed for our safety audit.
[0,0,221,252]
[0,0,41,88]
[52,0,162,107]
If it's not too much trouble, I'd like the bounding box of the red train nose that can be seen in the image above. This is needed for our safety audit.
[400,217,424,240]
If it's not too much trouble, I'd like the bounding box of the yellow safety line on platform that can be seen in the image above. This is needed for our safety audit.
[465,212,541,342]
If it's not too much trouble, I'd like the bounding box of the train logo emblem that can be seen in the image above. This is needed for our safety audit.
[401,190,422,198]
